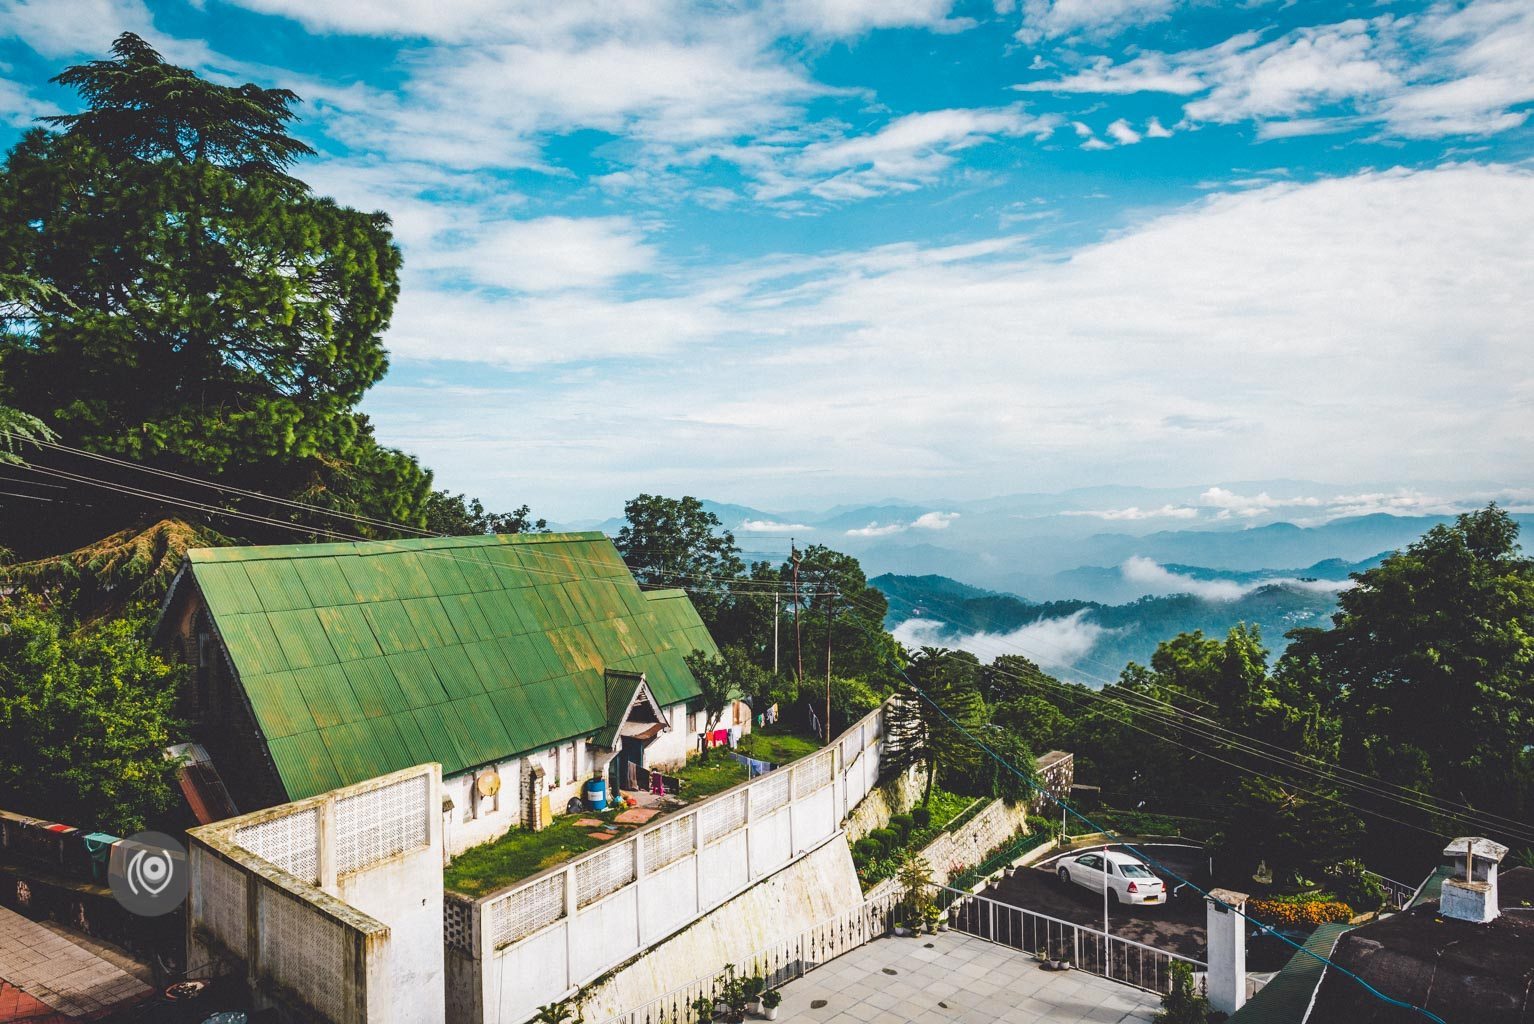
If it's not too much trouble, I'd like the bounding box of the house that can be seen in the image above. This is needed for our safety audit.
[156,532,746,854]
[1230,837,1534,1024]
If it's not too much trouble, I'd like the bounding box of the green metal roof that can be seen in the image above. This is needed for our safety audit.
[1228,921,1353,1024]
[183,533,718,800]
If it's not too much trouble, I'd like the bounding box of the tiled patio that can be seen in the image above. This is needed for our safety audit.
[0,907,152,1020]
[775,930,1160,1024]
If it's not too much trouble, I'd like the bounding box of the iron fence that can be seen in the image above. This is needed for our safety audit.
[937,885,1205,995]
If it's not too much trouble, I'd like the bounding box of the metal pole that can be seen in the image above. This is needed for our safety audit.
[825,595,833,743]
[773,591,779,676]
[791,542,803,684]
[1103,846,1110,937]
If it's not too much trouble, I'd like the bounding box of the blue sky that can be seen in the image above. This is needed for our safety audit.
[1,0,1531,520]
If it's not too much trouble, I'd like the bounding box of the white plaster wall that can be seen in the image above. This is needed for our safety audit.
[575,836,863,1022]
[637,858,698,945]
[790,787,836,856]
[698,832,750,908]
[748,807,792,877]
[443,758,522,858]
[338,844,445,1024]
[490,923,570,1018]
[568,888,642,982]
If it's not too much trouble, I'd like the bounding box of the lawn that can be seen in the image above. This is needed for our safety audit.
[735,726,823,765]
[445,808,626,897]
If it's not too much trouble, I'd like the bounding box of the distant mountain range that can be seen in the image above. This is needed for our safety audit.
[871,572,1352,686]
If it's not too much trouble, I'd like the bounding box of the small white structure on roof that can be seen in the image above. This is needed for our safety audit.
[1440,835,1508,924]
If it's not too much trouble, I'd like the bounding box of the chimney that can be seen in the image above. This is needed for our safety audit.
[1439,836,1507,924]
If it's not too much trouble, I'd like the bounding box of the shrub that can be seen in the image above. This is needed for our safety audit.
[1325,860,1388,911]
[889,813,914,841]
[1248,898,1354,927]
[1025,815,1060,838]
[912,806,932,829]
[870,828,899,856]
[853,837,882,863]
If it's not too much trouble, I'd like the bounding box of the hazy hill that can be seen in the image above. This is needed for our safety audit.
[872,572,1343,685]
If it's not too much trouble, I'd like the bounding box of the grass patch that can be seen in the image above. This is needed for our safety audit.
[445,809,624,897]
[735,726,822,765]
[671,756,749,799]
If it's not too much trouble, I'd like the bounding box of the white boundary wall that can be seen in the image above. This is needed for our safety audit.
[188,764,446,1024]
[446,706,885,1024]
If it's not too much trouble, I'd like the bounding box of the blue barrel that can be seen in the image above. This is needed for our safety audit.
[584,778,608,811]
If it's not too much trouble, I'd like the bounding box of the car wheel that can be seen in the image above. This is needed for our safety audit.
[1058,867,1071,885]
[1108,890,1121,907]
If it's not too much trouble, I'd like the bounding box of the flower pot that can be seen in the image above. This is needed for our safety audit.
[764,1009,779,1021]
[749,1000,763,1016]
[938,920,949,932]
[1051,960,1072,971]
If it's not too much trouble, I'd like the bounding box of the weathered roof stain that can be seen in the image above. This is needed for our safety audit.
[184,532,717,800]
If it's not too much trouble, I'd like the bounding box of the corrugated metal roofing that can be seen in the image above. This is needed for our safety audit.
[186,532,718,800]
[1227,921,1352,1024]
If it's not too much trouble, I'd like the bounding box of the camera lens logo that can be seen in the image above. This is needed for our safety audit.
[109,832,188,916]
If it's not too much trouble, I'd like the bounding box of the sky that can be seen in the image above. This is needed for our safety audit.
[1,0,1531,521]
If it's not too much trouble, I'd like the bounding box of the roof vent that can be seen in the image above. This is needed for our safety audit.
[1440,836,1507,924]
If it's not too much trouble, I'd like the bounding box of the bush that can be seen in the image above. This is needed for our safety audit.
[853,837,882,863]
[870,828,899,856]
[1248,898,1354,927]
[1325,860,1388,911]
[889,813,914,841]
[1025,815,1060,838]
[912,806,932,829]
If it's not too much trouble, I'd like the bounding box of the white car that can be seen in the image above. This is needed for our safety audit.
[1056,850,1166,906]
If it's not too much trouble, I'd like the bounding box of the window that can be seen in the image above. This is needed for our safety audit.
[1120,863,1155,878]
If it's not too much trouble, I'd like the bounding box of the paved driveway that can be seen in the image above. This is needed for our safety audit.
[775,930,1160,1024]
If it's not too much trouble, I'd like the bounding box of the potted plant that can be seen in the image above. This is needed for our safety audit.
[1049,939,1073,971]
[534,999,583,1024]
[690,995,716,1023]
[717,965,750,1023]
[923,904,943,934]
[896,852,935,938]
[760,989,782,1021]
[1034,945,1050,964]
[743,975,765,1016]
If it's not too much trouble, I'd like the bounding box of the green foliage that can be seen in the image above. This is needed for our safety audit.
[0,35,474,557]
[884,647,986,803]
[824,675,882,734]
[1155,961,1212,1024]
[889,812,914,842]
[1284,505,1534,856]
[0,403,55,466]
[1324,859,1388,911]
[423,491,548,537]
[853,837,882,861]
[912,805,931,828]
[684,645,766,760]
[0,599,184,833]
[869,828,899,856]
[532,999,582,1024]
[896,852,935,925]
[617,495,744,635]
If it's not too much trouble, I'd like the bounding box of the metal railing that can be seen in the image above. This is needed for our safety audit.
[936,885,1205,995]
[1362,869,1417,911]
[590,891,902,1024]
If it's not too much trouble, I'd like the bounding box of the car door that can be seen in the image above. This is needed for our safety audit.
[1073,853,1103,890]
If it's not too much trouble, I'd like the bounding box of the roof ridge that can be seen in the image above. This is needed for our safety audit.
[188,531,608,562]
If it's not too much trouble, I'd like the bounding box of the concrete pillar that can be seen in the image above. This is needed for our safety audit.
[317,796,337,894]
[1205,888,1249,1016]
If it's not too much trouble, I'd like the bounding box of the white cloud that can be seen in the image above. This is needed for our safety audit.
[1198,487,1323,519]
[746,105,1059,202]
[1144,116,1173,138]
[1014,53,1204,95]
[1105,118,1141,145]
[1063,505,1201,521]
[1019,3,1534,141]
[0,75,60,126]
[1015,0,1179,44]
[845,522,907,537]
[912,511,960,530]
[376,163,1534,515]
[738,519,814,533]
[894,610,1110,672]
[454,217,657,294]
[780,0,974,36]
[1121,556,1355,601]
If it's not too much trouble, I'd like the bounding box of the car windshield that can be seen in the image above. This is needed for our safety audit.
[1119,863,1155,879]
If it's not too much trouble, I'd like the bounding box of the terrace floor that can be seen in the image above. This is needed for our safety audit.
[774,930,1160,1024]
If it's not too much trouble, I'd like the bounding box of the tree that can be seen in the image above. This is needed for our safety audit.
[1285,505,1534,864]
[0,600,184,833]
[792,545,901,685]
[616,495,744,634]
[683,647,761,761]
[423,491,548,537]
[884,647,986,803]
[1154,961,1211,1024]
[0,34,428,555]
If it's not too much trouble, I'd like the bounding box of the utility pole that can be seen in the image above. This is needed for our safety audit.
[773,590,780,677]
[791,541,803,684]
[824,593,834,743]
